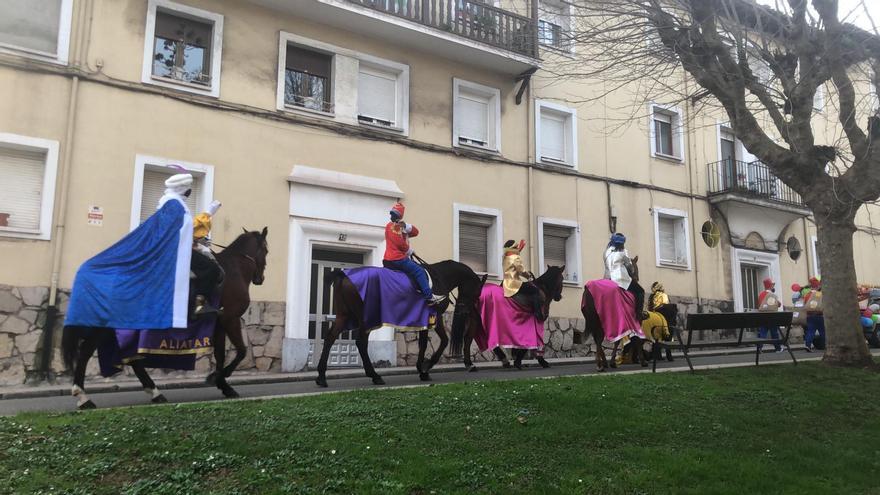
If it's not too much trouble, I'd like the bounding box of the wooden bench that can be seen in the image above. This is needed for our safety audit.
[654,312,797,373]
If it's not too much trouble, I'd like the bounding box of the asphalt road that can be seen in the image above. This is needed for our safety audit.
[0,349,816,415]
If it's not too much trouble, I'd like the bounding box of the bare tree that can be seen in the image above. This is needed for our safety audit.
[549,0,880,366]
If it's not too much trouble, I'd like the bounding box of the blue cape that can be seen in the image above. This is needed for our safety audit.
[65,198,193,329]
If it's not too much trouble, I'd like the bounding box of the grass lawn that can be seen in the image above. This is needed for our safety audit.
[1,363,879,494]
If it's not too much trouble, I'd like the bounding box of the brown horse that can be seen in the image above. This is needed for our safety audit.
[457,266,566,370]
[581,256,647,372]
[315,260,485,388]
[62,228,268,408]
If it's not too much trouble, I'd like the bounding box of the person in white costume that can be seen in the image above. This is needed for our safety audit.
[603,233,646,321]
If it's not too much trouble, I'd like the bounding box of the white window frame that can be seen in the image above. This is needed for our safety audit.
[141,0,224,98]
[452,203,503,278]
[0,0,73,65]
[813,84,825,112]
[0,133,59,240]
[537,0,574,54]
[653,206,692,270]
[130,154,215,231]
[716,122,744,162]
[453,78,501,153]
[649,102,685,163]
[275,32,410,136]
[535,100,578,169]
[537,217,581,286]
[811,234,821,277]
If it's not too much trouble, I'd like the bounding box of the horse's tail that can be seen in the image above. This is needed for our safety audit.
[450,306,468,356]
[61,326,83,371]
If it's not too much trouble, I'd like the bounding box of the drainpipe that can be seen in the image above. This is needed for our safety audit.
[39,1,88,377]
[683,80,703,311]
[527,78,536,270]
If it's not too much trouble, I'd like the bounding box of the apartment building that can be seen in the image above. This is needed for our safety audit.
[0,0,877,383]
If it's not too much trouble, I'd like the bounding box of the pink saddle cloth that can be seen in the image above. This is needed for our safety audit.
[474,284,544,351]
[584,279,645,342]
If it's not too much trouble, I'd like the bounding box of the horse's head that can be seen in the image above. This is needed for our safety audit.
[538,265,566,302]
[234,226,269,285]
[630,255,639,284]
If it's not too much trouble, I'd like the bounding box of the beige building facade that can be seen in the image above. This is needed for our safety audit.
[0,0,877,383]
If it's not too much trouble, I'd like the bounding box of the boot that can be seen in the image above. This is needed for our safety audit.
[193,295,219,318]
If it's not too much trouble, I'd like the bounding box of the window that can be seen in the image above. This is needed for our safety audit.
[813,85,825,112]
[357,63,406,130]
[650,104,684,161]
[142,0,223,97]
[653,207,691,269]
[131,155,214,230]
[811,235,821,277]
[536,101,578,168]
[538,218,582,284]
[0,0,72,64]
[538,0,571,52]
[285,45,333,114]
[0,133,59,240]
[453,79,501,152]
[454,204,503,276]
[719,128,737,164]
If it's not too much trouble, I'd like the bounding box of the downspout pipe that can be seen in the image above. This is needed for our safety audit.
[684,80,703,312]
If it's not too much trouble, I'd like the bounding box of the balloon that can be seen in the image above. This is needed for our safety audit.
[791,283,801,292]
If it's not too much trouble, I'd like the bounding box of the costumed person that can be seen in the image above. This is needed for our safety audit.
[604,233,645,321]
[803,276,825,352]
[382,202,445,306]
[191,199,224,317]
[65,171,196,330]
[502,239,544,321]
[756,278,784,353]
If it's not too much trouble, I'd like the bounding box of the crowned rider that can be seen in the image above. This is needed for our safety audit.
[383,202,445,306]
[502,239,544,321]
[604,233,646,321]
[191,199,224,317]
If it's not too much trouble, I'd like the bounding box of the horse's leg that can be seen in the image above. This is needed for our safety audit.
[430,325,449,370]
[636,337,648,367]
[417,330,430,381]
[131,362,168,404]
[71,333,100,410]
[533,348,551,368]
[593,329,607,372]
[355,329,384,385]
[513,348,527,369]
[315,315,345,388]
[493,347,511,368]
[463,312,480,372]
[609,341,619,369]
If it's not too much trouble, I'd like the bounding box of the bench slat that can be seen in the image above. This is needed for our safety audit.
[685,312,793,331]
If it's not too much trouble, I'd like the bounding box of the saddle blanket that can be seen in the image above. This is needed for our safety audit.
[343,267,436,332]
[474,284,544,351]
[584,279,645,343]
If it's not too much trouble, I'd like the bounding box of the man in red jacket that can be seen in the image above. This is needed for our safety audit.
[383,202,445,306]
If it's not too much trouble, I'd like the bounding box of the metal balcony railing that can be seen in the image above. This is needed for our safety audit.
[345,0,537,58]
[707,159,806,208]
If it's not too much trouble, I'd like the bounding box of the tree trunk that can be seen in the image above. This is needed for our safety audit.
[814,214,874,366]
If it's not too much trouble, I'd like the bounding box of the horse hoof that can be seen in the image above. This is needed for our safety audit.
[467,365,478,372]
[537,358,551,369]
[205,372,217,386]
[597,367,606,373]
[222,387,240,399]
[502,361,512,369]
[372,376,386,385]
[315,378,328,388]
[610,362,618,369]
[152,394,168,404]
[419,372,432,382]
[514,361,524,370]
[78,400,97,410]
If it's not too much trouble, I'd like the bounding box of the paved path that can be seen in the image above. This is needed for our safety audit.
[0,348,835,416]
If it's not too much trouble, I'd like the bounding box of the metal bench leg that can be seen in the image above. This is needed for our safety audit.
[755,344,761,366]
[675,329,694,373]
[652,344,659,373]
[783,325,797,365]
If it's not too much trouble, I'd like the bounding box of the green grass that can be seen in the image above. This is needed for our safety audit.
[1,363,879,494]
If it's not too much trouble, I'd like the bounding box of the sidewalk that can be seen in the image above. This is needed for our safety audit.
[0,346,809,400]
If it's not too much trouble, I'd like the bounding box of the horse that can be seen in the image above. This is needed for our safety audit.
[62,228,269,408]
[315,260,485,388]
[457,265,566,371]
[581,256,647,372]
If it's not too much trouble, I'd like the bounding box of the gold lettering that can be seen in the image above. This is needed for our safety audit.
[159,340,168,350]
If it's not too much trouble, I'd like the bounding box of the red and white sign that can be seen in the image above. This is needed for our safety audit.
[87,206,103,227]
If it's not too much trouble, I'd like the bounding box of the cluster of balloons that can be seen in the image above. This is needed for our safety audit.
[862,304,880,329]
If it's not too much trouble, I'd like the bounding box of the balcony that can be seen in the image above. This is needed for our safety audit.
[707,160,811,251]
[251,0,540,75]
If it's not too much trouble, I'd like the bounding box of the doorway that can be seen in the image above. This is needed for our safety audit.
[308,247,365,367]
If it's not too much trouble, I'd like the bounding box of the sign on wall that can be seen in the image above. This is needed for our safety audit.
[87,206,103,227]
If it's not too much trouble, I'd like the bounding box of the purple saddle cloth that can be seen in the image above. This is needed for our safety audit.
[343,267,436,332]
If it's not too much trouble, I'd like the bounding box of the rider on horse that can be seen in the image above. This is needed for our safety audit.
[604,233,646,321]
[383,202,445,306]
[502,239,545,321]
[191,199,224,317]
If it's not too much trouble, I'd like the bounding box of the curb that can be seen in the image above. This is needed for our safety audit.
[0,346,823,400]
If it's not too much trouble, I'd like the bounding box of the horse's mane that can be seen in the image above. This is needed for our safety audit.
[220,231,260,254]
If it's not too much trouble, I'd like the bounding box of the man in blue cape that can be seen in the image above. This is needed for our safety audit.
[65,172,195,330]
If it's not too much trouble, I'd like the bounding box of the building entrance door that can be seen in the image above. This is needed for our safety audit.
[308,248,365,367]
[739,263,767,311]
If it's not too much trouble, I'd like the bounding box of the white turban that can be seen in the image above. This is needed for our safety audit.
[164,173,193,195]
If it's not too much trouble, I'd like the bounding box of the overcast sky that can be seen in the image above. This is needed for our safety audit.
[757,0,880,31]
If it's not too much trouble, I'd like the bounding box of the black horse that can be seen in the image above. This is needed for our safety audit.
[62,228,268,408]
[456,266,566,370]
[315,260,485,387]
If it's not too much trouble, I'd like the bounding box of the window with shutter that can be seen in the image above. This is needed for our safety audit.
[540,112,566,162]
[657,216,677,263]
[458,212,493,273]
[0,146,47,232]
[654,111,674,156]
[542,225,570,277]
[0,0,63,55]
[454,79,499,151]
[457,94,489,145]
[285,45,333,113]
[358,65,397,126]
[152,10,214,85]
[139,168,201,223]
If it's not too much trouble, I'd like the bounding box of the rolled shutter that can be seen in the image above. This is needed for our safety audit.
[459,212,493,273]
[0,146,46,231]
[540,112,566,161]
[542,225,570,270]
[457,93,489,144]
[658,216,676,263]
[140,169,201,224]
[0,0,62,55]
[358,67,397,124]
[155,10,213,49]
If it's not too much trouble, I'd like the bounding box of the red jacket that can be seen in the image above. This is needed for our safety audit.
[384,221,419,261]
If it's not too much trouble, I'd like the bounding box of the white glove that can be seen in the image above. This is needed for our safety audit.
[207,200,221,216]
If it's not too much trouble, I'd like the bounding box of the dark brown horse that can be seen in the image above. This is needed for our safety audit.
[315,260,485,388]
[62,228,268,408]
[581,256,647,371]
[457,266,566,371]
